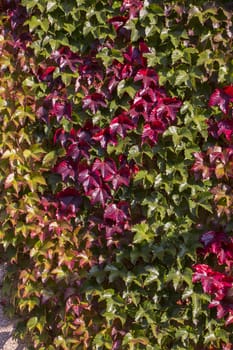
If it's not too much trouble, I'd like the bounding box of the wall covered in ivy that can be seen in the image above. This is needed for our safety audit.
[1,0,233,349]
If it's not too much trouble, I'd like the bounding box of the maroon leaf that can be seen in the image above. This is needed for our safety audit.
[152,97,182,123]
[207,146,224,166]
[78,168,100,193]
[192,264,233,297]
[9,5,27,30]
[109,112,135,138]
[134,68,159,88]
[79,58,103,81]
[108,15,130,39]
[217,119,233,142]
[129,96,152,122]
[51,100,72,121]
[51,46,81,72]
[108,15,128,31]
[38,65,56,82]
[104,202,130,224]
[36,98,52,123]
[106,60,124,93]
[92,158,117,180]
[87,183,111,207]
[67,141,90,161]
[123,42,149,67]
[200,231,233,268]
[207,118,220,139]
[191,152,212,180]
[209,86,233,114]
[82,93,107,113]
[141,121,165,146]
[105,224,123,239]
[56,188,82,220]
[92,127,118,148]
[105,165,131,190]
[120,0,143,19]
[77,121,100,143]
[53,128,69,146]
[121,63,134,79]
[53,159,76,181]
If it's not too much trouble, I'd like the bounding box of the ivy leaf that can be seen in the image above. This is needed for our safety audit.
[104,202,129,224]
[92,158,117,180]
[134,68,158,88]
[87,183,111,207]
[82,93,107,113]
[209,86,233,114]
[27,317,38,331]
[109,112,135,138]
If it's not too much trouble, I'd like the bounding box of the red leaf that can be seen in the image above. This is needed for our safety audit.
[141,121,165,146]
[87,183,111,207]
[134,68,159,88]
[108,15,129,30]
[53,128,69,146]
[217,119,233,141]
[109,113,135,138]
[67,141,90,161]
[191,152,212,180]
[51,100,72,121]
[209,86,233,114]
[92,127,118,148]
[92,158,117,180]
[51,46,80,72]
[123,42,149,67]
[53,159,75,181]
[104,201,130,224]
[78,168,100,193]
[82,93,107,113]
[38,65,56,81]
[120,0,143,19]
[56,188,82,219]
[152,97,182,123]
[105,165,131,190]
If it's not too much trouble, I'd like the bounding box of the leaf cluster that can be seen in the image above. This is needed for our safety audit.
[1,1,233,349]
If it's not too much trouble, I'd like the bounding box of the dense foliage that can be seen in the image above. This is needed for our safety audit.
[1,0,233,349]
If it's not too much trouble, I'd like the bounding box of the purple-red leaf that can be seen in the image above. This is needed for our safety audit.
[217,119,233,142]
[108,15,128,31]
[105,165,131,190]
[82,93,107,113]
[87,183,111,207]
[92,158,117,180]
[51,46,81,72]
[104,201,130,224]
[109,113,135,138]
[209,86,233,114]
[78,168,100,193]
[51,100,72,121]
[120,0,143,19]
[53,159,76,181]
[123,42,149,67]
[152,97,182,123]
[56,188,82,220]
[141,121,165,146]
[134,68,158,88]
[67,141,90,161]
[191,152,212,180]
[53,128,69,146]
[92,127,118,148]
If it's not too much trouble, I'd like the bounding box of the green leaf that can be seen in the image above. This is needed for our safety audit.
[42,151,57,166]
[132,223,155,244]
[27,317,38,331]
[174,70,189,86]
[47,1,57,12]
